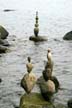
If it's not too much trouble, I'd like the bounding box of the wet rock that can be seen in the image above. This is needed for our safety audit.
[19,93,54,108]
[0,45,8,53]
[67,98,72,108]
[21,72,37,93]
[63,31,72,40]
[0,25,9,39]
[0,39,9,46]
[29,36,47,42]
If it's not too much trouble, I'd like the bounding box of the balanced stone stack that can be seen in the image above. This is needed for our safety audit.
[21,57,37,93]
[29,12,47,42]
[38,49,60,101]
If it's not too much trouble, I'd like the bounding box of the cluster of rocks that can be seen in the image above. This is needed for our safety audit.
[0,25,9,83]
[20,49,60,108]
[0,25,9,53]
[20,49,72,108]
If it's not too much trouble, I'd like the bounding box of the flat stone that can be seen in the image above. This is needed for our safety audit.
[29,36,47,42]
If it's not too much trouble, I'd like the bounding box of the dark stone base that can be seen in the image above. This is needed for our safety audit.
[29,36,47,42]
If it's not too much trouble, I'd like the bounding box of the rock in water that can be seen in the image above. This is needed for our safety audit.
[0,25,9,39]
[29,36,47,42]
[21,72,36,93]
[63,31,72,40]
[68,98,72,108]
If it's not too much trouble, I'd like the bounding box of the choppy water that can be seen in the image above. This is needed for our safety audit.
[0,0,72,108]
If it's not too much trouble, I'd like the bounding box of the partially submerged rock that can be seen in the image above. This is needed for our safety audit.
[29,36,47,42]
[0,25,9,39]
[67,98,72,108]
[19,93,54,108]
[63,31,72,40]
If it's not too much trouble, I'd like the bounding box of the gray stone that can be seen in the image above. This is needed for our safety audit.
[0,25,9,39]
[63,31,72,40]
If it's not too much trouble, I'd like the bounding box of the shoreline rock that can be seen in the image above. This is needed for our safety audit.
[0,25,9,39]
[63,31,72,40]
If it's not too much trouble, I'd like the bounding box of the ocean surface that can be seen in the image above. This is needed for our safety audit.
[0,0,72,108]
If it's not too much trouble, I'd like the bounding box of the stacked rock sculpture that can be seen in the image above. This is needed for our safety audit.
[21,57,37,94]
[29,12,47,42]
[38,48,60,101]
